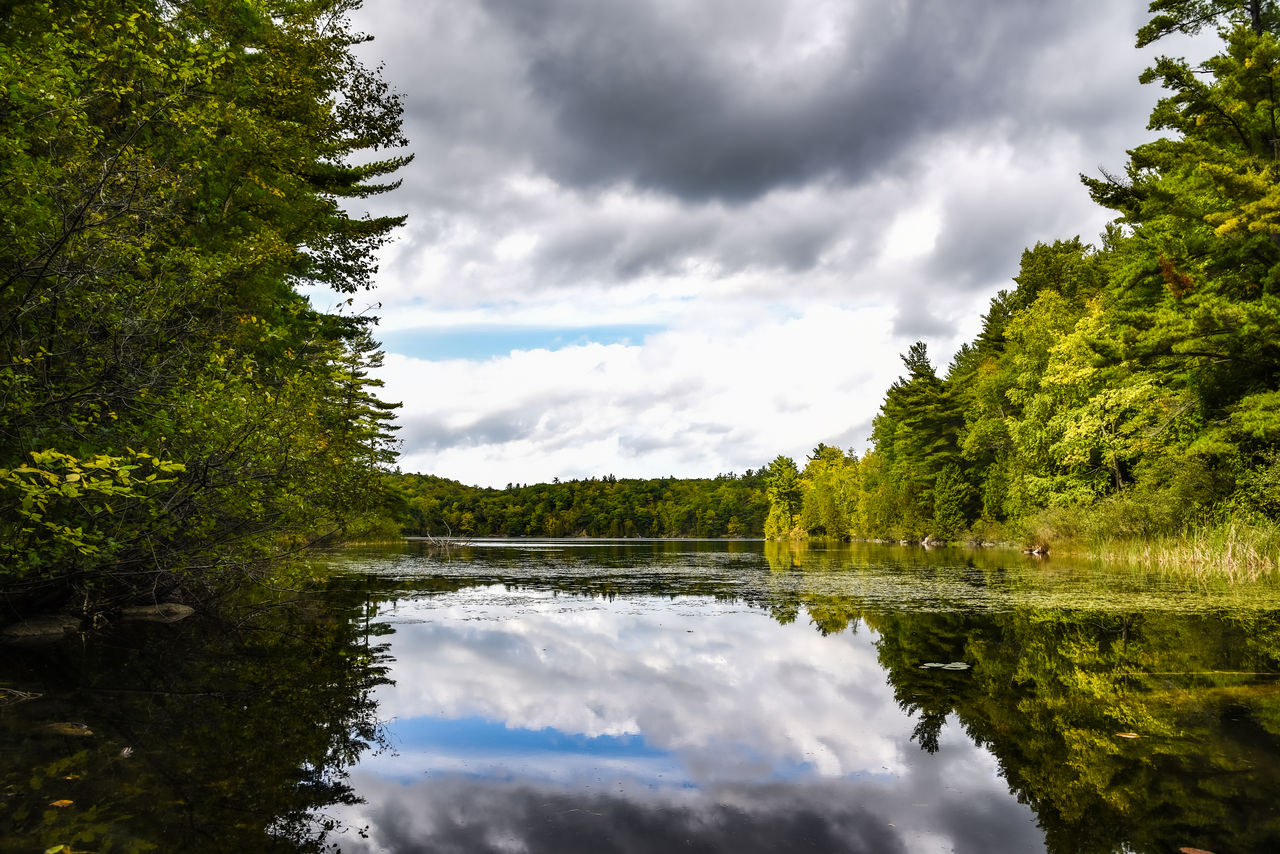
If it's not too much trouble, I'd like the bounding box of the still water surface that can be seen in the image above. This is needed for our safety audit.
[4,539,1280,853]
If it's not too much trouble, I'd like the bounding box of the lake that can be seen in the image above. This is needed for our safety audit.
[3,539,1280,853]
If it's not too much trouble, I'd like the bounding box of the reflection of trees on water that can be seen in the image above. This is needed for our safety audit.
[0,581,393,853]
[763,541,1280,854]
[345,540,1280,854]
[347,539,1280,853]
[6,540,1280,854]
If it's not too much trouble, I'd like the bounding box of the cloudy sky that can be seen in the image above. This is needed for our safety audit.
[336,0,1204,488]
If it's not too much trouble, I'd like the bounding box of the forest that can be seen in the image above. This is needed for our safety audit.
[391,471,770,539]
[0,0,406,614]
[763,1,1280,565]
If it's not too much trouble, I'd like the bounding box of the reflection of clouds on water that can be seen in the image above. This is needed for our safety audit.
[372,587,902,778]
[368,715,691,785]
[330,774,1042,854]
[339,587,1043,852]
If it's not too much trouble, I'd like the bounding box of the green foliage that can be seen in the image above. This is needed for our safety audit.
[763,455,802,539]
[391,471,769,539]
[1230,450,1280,516]
[776,8,1280,555]
[0,449,184,579]
[882,344,964,529]
[930,465,973,541]
[0,0,407,610]
[797,445,861,539]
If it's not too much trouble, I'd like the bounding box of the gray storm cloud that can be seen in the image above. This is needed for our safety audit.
[478,0,1136,203]
[359,0,1154,288]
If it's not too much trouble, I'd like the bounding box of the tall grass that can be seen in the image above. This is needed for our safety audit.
[1012,501,1280,582]
[1089,517,1280,582]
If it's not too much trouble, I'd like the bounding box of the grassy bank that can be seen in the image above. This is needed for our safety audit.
[1013,507,1280,582]
[1087,519,1280,583]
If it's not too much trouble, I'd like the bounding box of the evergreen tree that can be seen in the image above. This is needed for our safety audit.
[0,0,409,608]
[1084,0,1280,465]
[868,343,964,538]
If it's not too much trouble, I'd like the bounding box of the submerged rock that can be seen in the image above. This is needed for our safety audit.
[1,615,80,643]
[120,603,195,623]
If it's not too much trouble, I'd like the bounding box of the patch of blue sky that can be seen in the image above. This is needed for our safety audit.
[364,715,690,786]
[362,716,862,788]
[390,715,665,758]
[376,324,663,361]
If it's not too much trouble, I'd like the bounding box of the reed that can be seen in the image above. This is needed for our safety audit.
[1087,517,1280,582]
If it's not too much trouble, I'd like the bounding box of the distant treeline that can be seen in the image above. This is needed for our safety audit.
[391,472,769,538]
[762,4,1280,558]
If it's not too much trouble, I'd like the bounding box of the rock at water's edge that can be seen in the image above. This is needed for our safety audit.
[119,603,195,623]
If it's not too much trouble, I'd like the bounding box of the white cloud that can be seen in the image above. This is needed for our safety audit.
[370,590,918,778]
[379,303,902,485]
[340,0,1220,485]
[319,585,1044,854]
